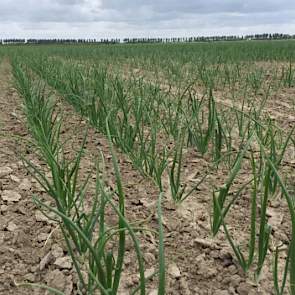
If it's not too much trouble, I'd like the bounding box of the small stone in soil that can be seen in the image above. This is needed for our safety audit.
[39,252,54,270]
[213,290,230,295]
[144,267,155,278]
[168,263,181,279]
[45,269,65,291]
[10,175,20,182]
[0,167,13,178]
[18,178,32,191]
[54,256,72,270]
[23,273,35,282]
[0,205,8,212]
[35,210,55,224]
[1,190,21,202]
[230,274,242,288]
[37,233,49,242]
[51,244,64,258]
[6,222,17,232]
[144,252,155,264]
[237,282,254,295]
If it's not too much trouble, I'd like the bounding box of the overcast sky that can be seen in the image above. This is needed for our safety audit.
[1,0,295,38]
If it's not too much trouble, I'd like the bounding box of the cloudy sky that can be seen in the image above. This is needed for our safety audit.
[1,0,295,38]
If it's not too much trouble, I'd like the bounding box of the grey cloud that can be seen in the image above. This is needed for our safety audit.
[95,0,295,27]
[0,0,94,23]
[101,0,295,15]
[0,0,295,38]
[54,0,83,4]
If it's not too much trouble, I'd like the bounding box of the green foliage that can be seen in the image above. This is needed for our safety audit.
[13,61,166,295]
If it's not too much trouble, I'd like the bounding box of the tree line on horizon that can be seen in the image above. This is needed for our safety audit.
[1,33,294,45]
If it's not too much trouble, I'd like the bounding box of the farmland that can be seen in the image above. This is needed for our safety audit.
[0,40,294,294]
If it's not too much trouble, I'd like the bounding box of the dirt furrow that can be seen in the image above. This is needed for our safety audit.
[0,59,71,295]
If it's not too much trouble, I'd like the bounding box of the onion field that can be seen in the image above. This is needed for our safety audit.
[0,40,295,294]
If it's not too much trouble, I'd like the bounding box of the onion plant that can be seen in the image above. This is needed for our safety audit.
[281,62,295,87]
[257,135,295,295]
[13,60,166,295]
[211,133,254,236]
